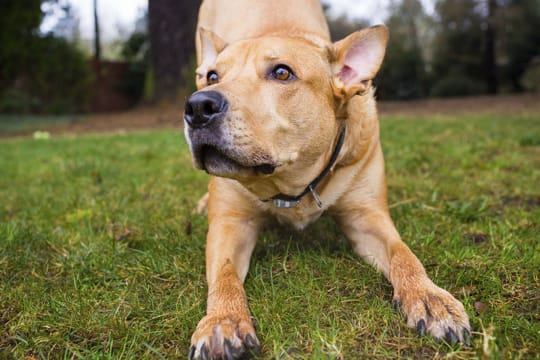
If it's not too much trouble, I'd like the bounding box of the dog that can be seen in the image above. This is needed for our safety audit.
[183,0,471,358]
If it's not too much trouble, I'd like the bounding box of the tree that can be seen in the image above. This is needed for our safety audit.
[118,10,150,101]
[326,14,368,42]
[93,0,101,64]
[498,0,540,91]
[148,0,201,102]
[0,0,91,113]
[0,0,44,90]
[378,0,433,99]
[484,0,498,93]
[430,0,487,96]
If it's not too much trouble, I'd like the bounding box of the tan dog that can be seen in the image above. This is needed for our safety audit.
[184,0,471,358]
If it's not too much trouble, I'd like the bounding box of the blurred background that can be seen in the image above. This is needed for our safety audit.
[1,0,539,134]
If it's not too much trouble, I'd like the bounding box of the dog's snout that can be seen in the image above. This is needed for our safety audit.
[184,91,228,128]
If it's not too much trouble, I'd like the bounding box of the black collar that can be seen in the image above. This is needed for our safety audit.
[261,126,347,208]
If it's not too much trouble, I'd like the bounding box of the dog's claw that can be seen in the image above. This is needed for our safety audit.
[224,339,234,360]
[392,298,400,310]
[245,333,260,351]
[250,316,259,331]
[190,313,260,359]
[463,329,472,345]
[416,319,426,337]
[445,328,458,346]
[201,344,210,360]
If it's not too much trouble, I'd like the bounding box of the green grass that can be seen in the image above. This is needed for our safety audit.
[0,114,78,135]
[1,113,539,359]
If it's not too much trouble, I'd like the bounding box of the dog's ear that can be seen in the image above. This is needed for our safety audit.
[196,28,227,87]
[332,25,388,98]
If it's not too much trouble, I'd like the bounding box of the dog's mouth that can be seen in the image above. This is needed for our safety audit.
[195,144,276,177]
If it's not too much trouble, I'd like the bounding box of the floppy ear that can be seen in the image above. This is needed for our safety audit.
[195,28,227,86]
[332,25,389,98]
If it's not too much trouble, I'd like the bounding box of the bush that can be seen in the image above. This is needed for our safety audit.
[430,73,485,97]
[0,35,92,114]
[117,32,149,101]
[520,57,540,92]
[0,89,38,113]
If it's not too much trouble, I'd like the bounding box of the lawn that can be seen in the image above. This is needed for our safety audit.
[1,113,539,359]
[0,114,78,136]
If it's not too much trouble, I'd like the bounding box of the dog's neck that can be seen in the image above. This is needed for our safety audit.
[260,125,347,208]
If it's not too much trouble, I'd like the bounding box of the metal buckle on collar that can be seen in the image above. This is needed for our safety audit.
[308,184,323,208]
[262,126,346,210]
[272,198,301,208]
[271,185,323,209]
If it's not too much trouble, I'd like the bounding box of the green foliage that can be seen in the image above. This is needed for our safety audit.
[327,15,368,41]
[520,57,540,92]
[378,0,430,99]
[0,89,38,114]
[0,0,44,85]
[34,35,91,113]
[0,112,539,358]
[0,1,92,114]
[430,0,487,96]
[430,72,486,97]
[117,32,149,100]
[379,40,427,99]
[0,113,75,134]
[498,0,540,91]
[430,0,540,96]
[0,35,92,114]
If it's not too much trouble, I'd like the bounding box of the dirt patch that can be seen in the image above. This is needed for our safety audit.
[63,104,184,134]
[378,93,540,118]
[4,93,540,138]
[501,195,540,209]
[463,233,489,244]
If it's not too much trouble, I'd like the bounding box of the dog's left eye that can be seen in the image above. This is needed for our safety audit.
[270,65,295,82]
[207,71,219,85]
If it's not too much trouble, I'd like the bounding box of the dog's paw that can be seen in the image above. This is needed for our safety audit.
[393,280,471,345]
[189,313,260,360]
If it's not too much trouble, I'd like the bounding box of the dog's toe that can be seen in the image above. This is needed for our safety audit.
[416,319,426,337]
[445,328,458,346]
[394,281,471,345]
[190,314,260,359]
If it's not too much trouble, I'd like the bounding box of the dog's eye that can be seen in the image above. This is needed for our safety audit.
[207,71,219,85]
[271,65,295,82]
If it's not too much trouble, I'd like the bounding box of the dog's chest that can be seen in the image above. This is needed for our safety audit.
[268,201,325,230]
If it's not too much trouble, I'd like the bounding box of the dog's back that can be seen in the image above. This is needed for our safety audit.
[197,0,330,44]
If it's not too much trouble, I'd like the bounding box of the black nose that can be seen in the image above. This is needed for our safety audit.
[184,91,228,128]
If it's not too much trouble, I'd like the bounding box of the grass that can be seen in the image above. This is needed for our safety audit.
[0,114,78,135]
[1,112,539,359]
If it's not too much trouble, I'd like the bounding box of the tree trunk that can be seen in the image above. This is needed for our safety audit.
[93,0,101,83]
[148,0,201,102]
[93,0,101,63]
[484,0,498,94]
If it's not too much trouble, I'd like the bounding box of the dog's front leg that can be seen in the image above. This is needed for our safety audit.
[334,197,471,344]
[190,182,262,360]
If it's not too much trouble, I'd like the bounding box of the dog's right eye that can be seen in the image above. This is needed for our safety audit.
[270,64,296,82]
[207,71,219,85]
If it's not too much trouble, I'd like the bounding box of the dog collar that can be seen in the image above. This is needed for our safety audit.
[261,126,347,209]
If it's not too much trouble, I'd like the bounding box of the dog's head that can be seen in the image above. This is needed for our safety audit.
[184,26,388,196]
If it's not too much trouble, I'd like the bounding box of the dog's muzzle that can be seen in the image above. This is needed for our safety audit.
[184,91,276,177]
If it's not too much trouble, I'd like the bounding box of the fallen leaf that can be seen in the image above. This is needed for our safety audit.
[475,301,487,315]
[185,220,192,235]
[116,229,132,241]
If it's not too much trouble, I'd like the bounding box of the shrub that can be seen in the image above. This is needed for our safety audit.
[430,73,485,97]
[0,35,92,114]
[520,57,540,93]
